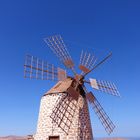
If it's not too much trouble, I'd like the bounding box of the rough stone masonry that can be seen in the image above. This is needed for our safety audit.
[34,92,93,140]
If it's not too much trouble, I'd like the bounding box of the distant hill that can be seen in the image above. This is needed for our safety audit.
[0,135,28,140]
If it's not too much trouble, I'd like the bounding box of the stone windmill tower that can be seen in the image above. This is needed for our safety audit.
[24,35,120,140]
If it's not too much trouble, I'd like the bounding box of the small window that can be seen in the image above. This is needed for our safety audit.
[49,136,59,140]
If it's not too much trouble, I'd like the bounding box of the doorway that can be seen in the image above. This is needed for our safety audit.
[49,136,59,140]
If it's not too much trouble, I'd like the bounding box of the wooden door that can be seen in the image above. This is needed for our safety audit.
[49,136,59,140]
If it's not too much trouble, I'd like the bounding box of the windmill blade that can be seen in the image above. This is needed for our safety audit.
[50,93,78,134]
[89,78,120,97]
[86,92,115,134]
[79,50,97,74]
[44,35,76,73]
[83,52,112,77]
[24,54,67,81]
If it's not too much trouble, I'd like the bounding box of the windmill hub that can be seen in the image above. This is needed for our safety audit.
[74,74,84,85]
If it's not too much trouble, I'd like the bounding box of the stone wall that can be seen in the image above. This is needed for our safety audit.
[34,93,93,140]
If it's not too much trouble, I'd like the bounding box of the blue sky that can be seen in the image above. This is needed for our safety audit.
[0,0,140,137]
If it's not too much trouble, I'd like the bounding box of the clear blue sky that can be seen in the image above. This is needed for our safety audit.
[0,0,140,138]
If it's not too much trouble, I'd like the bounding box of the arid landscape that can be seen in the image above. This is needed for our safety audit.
[0,136,132,140]
[0,136,28,140]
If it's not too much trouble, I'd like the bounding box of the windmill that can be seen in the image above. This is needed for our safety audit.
[24,35,120,140]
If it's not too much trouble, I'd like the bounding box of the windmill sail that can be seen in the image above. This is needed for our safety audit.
[86,92,115,134]
[50,93,78,134]
[44,35,75,71]
[24,54,66,81]
[83,52,112,77]
[89,78,120,97]
[79,50,97,74]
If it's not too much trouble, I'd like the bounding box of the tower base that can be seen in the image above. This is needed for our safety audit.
[34,93,93,140]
